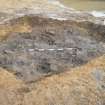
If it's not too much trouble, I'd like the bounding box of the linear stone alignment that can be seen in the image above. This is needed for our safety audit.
[28,47,78,52]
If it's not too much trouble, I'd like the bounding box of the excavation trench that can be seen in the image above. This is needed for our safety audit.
[0,15,105,82]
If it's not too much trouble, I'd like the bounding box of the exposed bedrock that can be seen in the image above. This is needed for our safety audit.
[0,15,105,82]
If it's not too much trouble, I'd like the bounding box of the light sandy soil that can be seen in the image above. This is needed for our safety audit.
[0,0,70,13]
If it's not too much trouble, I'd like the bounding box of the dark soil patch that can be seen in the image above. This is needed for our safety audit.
[0,15,105,82]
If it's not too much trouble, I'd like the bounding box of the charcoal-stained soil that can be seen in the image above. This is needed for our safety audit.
[0,15,105,82]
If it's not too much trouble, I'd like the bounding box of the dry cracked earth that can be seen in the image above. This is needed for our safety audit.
[0,0,105,105]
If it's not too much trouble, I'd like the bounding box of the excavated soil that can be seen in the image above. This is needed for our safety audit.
[0,15,105,82]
